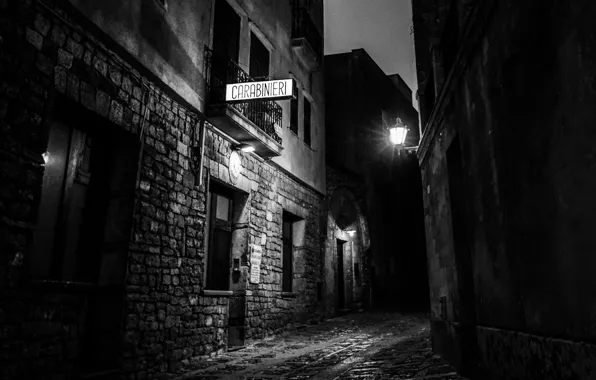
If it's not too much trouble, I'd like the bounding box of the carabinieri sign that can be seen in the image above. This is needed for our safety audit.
[225,78,295,103]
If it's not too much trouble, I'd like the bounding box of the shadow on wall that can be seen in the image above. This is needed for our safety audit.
[370,154,430,312]
[139,0,202,91]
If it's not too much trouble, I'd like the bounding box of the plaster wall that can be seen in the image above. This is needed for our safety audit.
[68,0,210,112]
[68,0,326,194]
[417,0,596,377]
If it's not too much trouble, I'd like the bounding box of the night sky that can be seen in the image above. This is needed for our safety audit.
[324,0,418,108]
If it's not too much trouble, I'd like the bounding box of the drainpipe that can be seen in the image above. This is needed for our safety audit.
[195,120,207,187]
[129,85,152,245]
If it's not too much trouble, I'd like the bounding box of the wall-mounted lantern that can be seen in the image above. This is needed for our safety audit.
[41,152,50,166]
[234,143,255,153]
[389,117,409,146]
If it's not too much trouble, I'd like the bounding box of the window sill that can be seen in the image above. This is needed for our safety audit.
[25,279,98,294]
[80,369,122,380]
[202,290,233,297]
[281,292,297,298]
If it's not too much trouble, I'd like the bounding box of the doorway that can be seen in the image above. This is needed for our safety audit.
[205,180,250,349]
[206,189,233,291]
[337,239,346,310]
[40,98,139,377]
[446,136,479,376]
[81,129,139,375]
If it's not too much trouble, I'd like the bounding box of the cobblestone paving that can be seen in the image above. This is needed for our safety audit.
[160,312,470,380]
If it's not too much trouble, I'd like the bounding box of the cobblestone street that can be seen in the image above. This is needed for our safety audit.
[160,312,469,380]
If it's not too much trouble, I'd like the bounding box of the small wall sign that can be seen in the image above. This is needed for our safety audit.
[250,244,262,284]
[225,78,295,102]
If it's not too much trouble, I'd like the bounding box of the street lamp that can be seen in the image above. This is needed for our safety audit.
[41,152,50,166]
[389,117,408,146]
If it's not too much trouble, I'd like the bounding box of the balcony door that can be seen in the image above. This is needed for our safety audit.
[249,33,270,79]
[213,0,240,65]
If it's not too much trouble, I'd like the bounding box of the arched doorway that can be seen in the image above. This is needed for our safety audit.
[323,187,370,317]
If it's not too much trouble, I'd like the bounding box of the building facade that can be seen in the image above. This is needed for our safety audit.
[0,0,325,379]
[412,0,596,378]
[324,49,428,313]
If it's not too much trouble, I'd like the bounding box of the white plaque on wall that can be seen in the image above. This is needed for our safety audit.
[250,244,263,284]
[229,151,242,185]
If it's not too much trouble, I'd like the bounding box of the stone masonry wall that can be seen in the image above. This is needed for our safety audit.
[0,291,88,379]
[0,0,212,377]
[325,166,370,306]
[0,1,324,379]
[0,1,102,379]
[321,165,370,316]
[203,130,324,341]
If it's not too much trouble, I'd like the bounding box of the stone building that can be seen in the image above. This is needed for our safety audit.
[0,0,325,379]
[412,0,596,378]
[324,49,428,313]
[388,73,414,107]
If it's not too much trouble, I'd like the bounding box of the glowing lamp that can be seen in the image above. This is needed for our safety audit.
[389,117,408,146]
[235,143,255,153]
[42,152,50,166]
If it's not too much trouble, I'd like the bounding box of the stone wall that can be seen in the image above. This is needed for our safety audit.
[0,1,324,379]
[476,326,596,380]
[203,130,324,340]
[321,165,370,317]
[415,0,596,377]
[0,291,87,379]
[0,1,105,378]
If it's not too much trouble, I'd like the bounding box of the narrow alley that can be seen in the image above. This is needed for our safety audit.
[3,0,596,379]
[160,312,466,380]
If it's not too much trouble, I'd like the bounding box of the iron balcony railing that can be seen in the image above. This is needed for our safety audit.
[204,47,283,145]
[291,6,323,60]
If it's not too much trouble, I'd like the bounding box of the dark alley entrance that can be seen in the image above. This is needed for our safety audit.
[160,311,469,380]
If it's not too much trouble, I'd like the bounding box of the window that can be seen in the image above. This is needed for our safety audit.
[212,0,241,62]
[303,98,312,146]
[282,212,295,293]
[249,32,270,79]
[30,123,107,282]
[206,184,233,290]
[290,97,298,135]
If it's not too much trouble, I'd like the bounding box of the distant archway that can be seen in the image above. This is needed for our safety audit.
[323,186,370,316]
[329,186,369,248]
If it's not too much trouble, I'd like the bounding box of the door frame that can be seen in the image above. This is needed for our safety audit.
[337,239,346,310]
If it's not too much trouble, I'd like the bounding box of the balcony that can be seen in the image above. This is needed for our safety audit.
[204,47,283,158]
[291,7,322,70]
